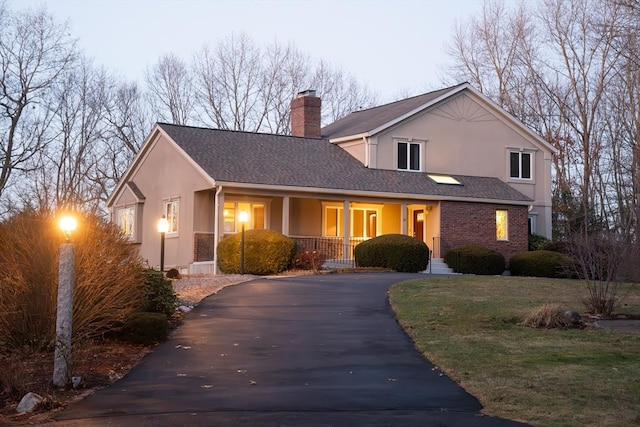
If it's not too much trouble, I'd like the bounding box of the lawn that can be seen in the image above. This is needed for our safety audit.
[388,276,640,427]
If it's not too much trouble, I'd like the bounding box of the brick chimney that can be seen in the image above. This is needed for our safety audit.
[291,90,321,138]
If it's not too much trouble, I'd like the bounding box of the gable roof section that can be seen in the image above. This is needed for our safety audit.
[321,84,464,139]
[159,123,531,204]
[322,82,556,155]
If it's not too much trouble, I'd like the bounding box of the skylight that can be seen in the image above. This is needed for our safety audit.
[428,174,462,185]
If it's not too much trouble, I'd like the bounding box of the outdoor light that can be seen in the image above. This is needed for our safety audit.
[158,215,169,272]
[238,210,249,275]
[58,215,77,242]
[53,213,77,387]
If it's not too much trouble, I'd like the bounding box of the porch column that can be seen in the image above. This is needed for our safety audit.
[343,199,350,261]
[401,202,408,235]
[282,196,290,235]
[213,189,224,275]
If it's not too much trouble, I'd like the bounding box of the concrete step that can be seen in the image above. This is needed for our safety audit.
[424,258,460,275]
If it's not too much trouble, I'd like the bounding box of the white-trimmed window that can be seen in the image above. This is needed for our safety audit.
[223,201,266,232]
[397,141,421,171]
[496,210,508,241]
[322,204,380,238]
[509,151,532,180]
[324,206,344,237]
[117,206,136,240]
[351,208,379,238]
[163,198,180,235]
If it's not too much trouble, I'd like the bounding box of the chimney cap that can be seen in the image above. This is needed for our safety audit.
[297,89,317,98]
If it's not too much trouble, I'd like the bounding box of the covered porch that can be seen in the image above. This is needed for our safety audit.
[189,188,441,274]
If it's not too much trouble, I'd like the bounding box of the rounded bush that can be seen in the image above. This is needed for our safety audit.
[509,250,571,278]
[354,234,429,273]
[217,229,296,275]
[142,269,178,316]
[528,233,550,251]
[121,312,169,345]
[444,245,505,275]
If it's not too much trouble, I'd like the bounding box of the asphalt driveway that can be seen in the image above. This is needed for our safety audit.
[53,273,529,426]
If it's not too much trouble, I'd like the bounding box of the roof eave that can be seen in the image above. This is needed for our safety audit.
[216,181,532,205]
[328,132,370,144]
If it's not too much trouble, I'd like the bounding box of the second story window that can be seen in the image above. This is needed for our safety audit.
[509,151,532,180]
[397,141,421,171]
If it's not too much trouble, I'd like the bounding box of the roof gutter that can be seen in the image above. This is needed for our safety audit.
[328,132,370,144]
[215,181,533,206]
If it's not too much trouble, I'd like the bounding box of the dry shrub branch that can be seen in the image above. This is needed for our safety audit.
[0,210,145,353]
[566,233,627,318]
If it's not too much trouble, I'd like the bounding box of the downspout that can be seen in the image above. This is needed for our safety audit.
[363,136,369,167]
[213,185,222,275]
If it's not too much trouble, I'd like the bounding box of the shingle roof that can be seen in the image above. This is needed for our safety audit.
[321,83,466,139]
[159,123,531,203]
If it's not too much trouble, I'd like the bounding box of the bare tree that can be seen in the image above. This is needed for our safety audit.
[145,53,193,125]
[0,4,76,201]
[193,33,262,131]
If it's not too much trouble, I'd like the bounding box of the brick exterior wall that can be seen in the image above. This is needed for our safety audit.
[439,201,528,266]
[291,92,321,138]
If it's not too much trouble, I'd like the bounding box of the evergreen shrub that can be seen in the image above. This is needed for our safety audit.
[354,234,429,273]
[142,269,179,316]
[444,245,505,275]
[121,312,169,345]
[509,250,571,278]
[217,229,296,275]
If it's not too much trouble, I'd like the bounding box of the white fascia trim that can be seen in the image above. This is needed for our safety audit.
[106,124,163,207]
[106,124,217,207]
[216,181,532,206]
[328,132,370,144]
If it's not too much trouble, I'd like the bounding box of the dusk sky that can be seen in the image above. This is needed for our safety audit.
[7,0,493,102]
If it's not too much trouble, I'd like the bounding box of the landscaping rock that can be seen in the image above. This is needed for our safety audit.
[178,305,192,314]
[16,392,43,413]
[564,310,582,325]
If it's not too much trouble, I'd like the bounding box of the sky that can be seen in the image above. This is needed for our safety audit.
[6,0,487,103]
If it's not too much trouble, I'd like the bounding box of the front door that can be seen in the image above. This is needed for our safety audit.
[413,210,424,241]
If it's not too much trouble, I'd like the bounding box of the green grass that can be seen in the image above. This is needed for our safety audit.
[388,276,640,427]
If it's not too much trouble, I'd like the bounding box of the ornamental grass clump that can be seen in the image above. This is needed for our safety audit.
[522,304,573,329]
[0,210,146,352]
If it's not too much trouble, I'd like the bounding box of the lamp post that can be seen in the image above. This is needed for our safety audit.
[238,210,249,275]
[53,214,77,387]
[157,215,169,273]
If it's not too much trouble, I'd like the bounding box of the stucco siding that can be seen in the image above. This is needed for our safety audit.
[381,204,401,234]
[290,198,322,236]
[130,133,213,270]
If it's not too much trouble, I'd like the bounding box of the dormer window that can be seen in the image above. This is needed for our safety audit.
[397,140,421,171]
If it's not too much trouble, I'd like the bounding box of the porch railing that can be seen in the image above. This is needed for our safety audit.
[291,236,365,267]
[193,233,365,267]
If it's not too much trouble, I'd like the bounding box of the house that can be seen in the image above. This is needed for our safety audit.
[107,83,555,274]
